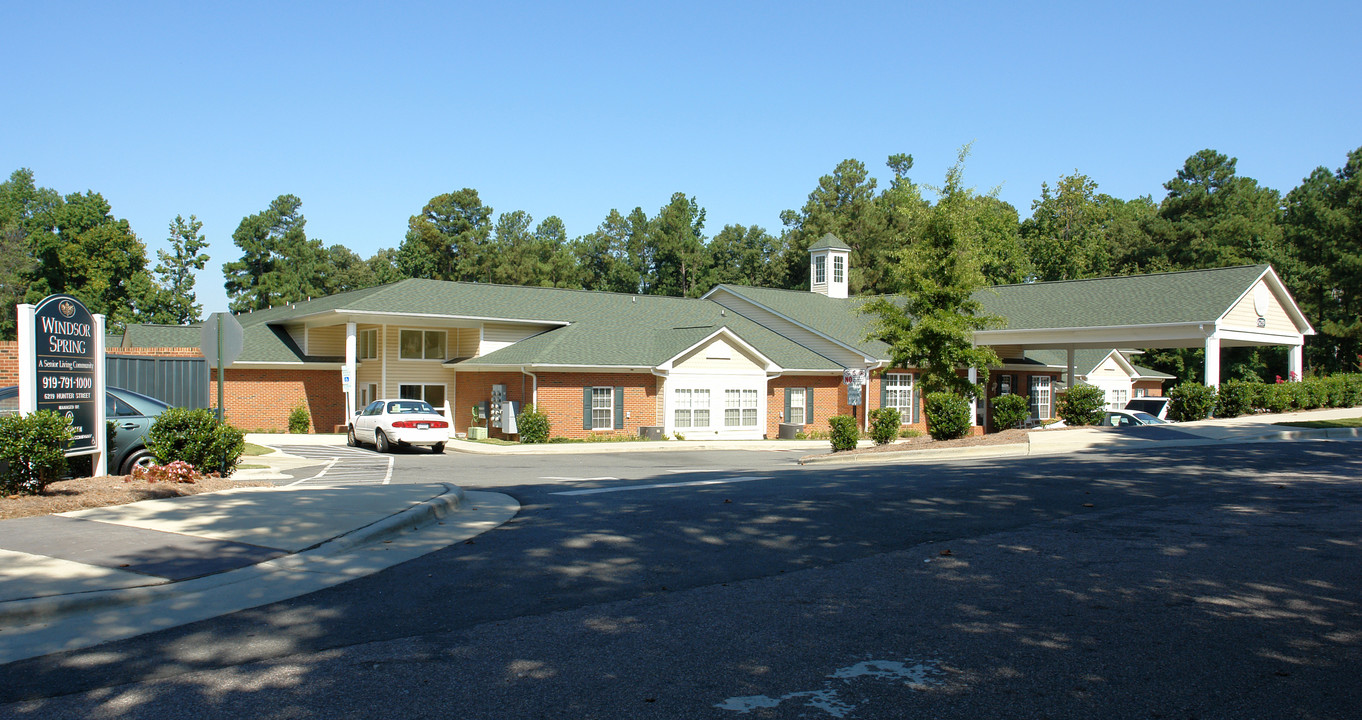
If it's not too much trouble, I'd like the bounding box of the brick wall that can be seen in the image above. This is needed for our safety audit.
[0,341,16,386]
[454,371,534,439]
[867,370,929,434]
[767,375,847,437]
[213,367,347,433]
[1133,380,1164,396]
[532,371,659,440]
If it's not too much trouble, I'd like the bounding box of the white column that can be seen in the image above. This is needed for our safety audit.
[93,314,107,477]
[968,366,979,427]
[1288,344,1304,382]
[1066,347,1077,389]
[345,322,357,415]
[1204,334,1221,387]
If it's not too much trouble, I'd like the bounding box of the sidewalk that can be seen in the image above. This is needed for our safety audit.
[0,479,518,664]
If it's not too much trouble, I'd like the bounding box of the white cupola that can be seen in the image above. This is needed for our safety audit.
[808,233,851,298]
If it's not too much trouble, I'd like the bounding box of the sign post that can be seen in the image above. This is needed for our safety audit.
[18,295,107,475]
[200,312,245,422]
[843,367,868,426]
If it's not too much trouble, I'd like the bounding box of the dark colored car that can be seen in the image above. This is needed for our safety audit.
[0,386,171,475]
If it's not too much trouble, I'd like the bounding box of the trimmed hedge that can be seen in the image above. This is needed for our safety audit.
[1166,373,1362,420]
[924,392,972,441]
[991,394,1029,431]
[516,404,551,444]
[828,415,860,452]
[1056,383,1106,426]
[1168,382,1217,422]
[868,407,901,445]
[146,408,246,476]
[0,410,73,495]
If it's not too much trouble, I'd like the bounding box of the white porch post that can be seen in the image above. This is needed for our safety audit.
[1288,344,1304,382]
[345,322,357,415]
[1066,347,1077,390]
[1204,334,1221,388]
[968,366,978,427]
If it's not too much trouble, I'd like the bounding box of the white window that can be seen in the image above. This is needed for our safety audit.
[399,329,446,360]
[361,383,378,407]
[1134,387,1148,398]
[1108,388,1129,411]
[788,388,806,425]
[724,389,758,427]
[884,373,915,420]
[591,387,614,430]
[359,329,378,360]
[1030,376,1052,420]
[400,384,447,414]
[833,255,844,284]
[814,255,826,284]
[674,388,711,429]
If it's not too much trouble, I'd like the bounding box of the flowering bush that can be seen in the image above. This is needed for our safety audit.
[129,460,207,484]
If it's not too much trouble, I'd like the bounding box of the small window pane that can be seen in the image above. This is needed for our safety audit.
[425,331,445,359]
[399,330,422,359]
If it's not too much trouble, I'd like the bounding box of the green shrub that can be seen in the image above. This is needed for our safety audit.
[1257,383,1291,414]
[1168,382,1217,421]
[516,404,551,444]
[0,410,73,495]
[923,392,971,441]
[868,407,901,445]
[828,415,860,451]
[1216,380,1255,418]
[146,408,246,476]
[288,404,311,434]
[1056,384,1106,426]
[991,394,1029,431]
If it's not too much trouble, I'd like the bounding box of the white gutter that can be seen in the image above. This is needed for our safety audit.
[521,367,539,407]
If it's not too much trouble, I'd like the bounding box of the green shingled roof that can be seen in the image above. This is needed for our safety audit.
[708,284,889,357]
[976,265,1270,330]
[808,233,851,251]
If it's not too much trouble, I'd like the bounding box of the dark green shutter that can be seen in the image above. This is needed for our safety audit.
[614,386,624,429]
[911,374,920,424]
[880,375,889,415]
[784,388,792,422]
[806,387,815,423]
[583,387,593,430]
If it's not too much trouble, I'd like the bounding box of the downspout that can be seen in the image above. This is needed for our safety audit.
[521,367,538,408]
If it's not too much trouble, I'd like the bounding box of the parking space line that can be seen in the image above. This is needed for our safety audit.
[551,476,769,496]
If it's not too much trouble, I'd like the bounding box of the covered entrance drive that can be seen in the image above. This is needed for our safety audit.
[974,265,1315,393]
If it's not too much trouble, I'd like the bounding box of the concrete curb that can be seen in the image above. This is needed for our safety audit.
[798,425,1362,465]
[445,439,850,455]
[0,483,465,625]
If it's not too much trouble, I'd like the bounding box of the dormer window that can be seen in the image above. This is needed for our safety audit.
[814,255,826,284]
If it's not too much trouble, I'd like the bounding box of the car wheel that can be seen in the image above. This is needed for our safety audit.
[375,429,391,453]
[431,442,444,454]
[120,448,155,476]
[347,426,358,447]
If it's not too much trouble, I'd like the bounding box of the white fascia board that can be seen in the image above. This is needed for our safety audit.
[1214,327,1306,346]
[974,322,1214,349]
[230,361,346,370]
[1216,267,1316,336]
[705,287,879,365]
[450,363,657,372]
[657,327,780,373]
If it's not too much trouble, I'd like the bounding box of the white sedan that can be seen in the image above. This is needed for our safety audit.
[349,399,450,453]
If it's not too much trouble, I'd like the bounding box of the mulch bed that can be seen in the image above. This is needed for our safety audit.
[0,475,275,520]
[803,428,1031,461]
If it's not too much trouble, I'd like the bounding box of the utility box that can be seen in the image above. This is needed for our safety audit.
[639,426,665,441]
[778,423,805,440]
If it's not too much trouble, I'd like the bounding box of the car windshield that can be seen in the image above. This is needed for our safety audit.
[1129,411,1165,424]
[387,401,435,415]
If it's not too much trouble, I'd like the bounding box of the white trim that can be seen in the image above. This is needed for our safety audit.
[398,328,448,361]
[292,308,571,328]
[1214,266,1316,336]
[656,327,780,373]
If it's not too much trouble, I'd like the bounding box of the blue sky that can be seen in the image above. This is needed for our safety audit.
[3,1,1359,316]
